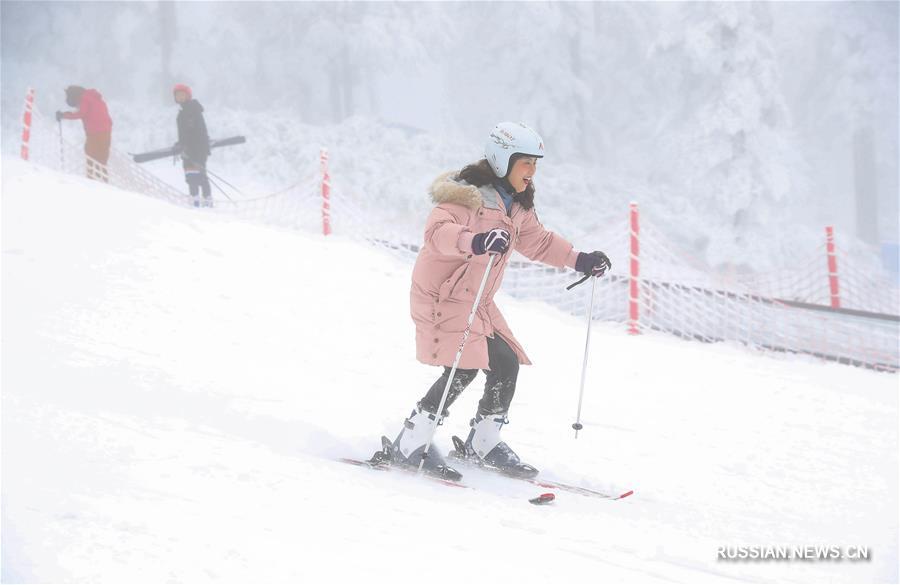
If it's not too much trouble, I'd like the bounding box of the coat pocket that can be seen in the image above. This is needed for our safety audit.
[438,263,470,303]
[433,298,486,335]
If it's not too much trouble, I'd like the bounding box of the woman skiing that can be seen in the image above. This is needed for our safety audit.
[389,122,611,480]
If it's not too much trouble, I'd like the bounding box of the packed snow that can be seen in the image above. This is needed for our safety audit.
[2,159,897,583]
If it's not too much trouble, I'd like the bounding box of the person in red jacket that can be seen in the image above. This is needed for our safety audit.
[56,86,113,182]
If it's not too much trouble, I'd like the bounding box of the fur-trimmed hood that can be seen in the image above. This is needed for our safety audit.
[429,170,537,211]
[428,171,497,211]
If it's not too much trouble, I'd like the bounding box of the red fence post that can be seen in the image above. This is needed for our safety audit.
[320,148,332,236]
[825,225,840,308]
[629,202,640,335]
[20,88,35,161]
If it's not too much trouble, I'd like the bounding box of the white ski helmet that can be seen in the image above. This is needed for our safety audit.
[485,122,544,178]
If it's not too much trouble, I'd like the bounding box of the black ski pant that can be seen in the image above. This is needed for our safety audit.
[418,335,519,418]
[183,157,211,200]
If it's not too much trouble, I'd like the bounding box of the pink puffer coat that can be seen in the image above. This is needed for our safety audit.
[411,171,579,370]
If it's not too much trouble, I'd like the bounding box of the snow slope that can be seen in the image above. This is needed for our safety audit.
[2,158,897,583]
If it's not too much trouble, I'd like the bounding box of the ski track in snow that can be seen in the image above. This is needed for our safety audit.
[2,158,897,583]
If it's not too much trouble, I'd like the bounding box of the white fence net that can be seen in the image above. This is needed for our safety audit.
[18,89,900,371]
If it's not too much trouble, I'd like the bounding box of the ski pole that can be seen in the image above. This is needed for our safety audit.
[207,174,235,202]
[572,275,598,438]
[418,254,497,474]
[205,168,246,198]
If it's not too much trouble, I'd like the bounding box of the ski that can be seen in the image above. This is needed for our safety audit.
[338,456,467,489]
[341,436,633,503]
[448,435,634,501]
[131,135,247,163]
[339,436,467,489]
[527,478,634,501]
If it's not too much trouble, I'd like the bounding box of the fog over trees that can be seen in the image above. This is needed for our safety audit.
[2,1,897,267]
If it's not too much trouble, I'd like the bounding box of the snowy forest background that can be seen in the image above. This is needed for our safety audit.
[1,1,897,274]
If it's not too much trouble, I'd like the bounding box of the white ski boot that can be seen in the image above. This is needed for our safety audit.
[389,407,462,481]
[451,412,538,479]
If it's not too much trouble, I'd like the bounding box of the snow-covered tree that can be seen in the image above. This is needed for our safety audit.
[648,2,808,269]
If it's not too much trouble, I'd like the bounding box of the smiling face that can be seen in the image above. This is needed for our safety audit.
[507,156,539,193]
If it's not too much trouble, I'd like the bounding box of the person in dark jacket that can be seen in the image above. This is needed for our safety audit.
[56,85,113,182]
[173,83,212,207]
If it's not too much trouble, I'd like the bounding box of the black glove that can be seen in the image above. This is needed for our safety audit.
[471,228,511,255]
[55,111,64,121]
[575,251,612,277]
